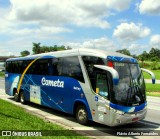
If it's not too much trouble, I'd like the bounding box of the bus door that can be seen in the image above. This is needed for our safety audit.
[93,70,110,123]
[92,65,119,124]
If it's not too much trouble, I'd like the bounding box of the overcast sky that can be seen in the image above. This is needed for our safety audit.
[0,0,160,56]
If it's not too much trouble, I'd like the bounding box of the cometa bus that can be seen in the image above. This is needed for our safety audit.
[5,48,155,126]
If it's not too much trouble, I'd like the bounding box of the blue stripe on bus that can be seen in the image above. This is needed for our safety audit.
[107,56,137,63]
[5,73,92,120]
[110,102,146,113]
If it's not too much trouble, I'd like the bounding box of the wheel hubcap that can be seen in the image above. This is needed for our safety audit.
[78,109,86,121]
[14,92,18,99]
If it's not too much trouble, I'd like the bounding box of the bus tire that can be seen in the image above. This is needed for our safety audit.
[76,105,89,125]
[20,91,26,104]
[13,89,20,102]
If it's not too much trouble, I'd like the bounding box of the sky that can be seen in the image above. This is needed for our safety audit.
[0,0,160,56]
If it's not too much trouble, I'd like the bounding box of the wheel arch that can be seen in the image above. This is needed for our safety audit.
[13,88,24,95]
[73,99,92,120]
[13,88,17,96]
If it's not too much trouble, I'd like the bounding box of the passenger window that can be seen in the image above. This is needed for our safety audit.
[52,57,84,83]
[26,59,51,75]
[82,56,105,90]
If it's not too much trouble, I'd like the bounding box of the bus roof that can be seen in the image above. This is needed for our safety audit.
[6,48,137,63]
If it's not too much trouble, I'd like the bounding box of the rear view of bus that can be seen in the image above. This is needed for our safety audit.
[91,54,155,126]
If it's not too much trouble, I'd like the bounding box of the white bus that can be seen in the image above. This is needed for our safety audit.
[5,48,155,126]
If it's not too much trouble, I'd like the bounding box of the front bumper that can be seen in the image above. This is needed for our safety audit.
[108,108,147,127]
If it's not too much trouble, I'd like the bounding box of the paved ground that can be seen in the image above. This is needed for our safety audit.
[145,79,160,84]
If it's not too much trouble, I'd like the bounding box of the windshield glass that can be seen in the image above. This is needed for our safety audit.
[113,62,146,106]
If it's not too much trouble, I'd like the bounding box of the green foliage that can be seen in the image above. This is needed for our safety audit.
[116,49,131,56]
[138,61,152,68]
[32,43,70,54]
[150,56,159,62]
[20,50,30,57]
[32,42,41,54]
[0,99,88,138]
[0,71,5,77]
[138,48,160,61]
[146,83,160,92]
[139,60,160,70]
[117,49,159,75]
[151,61,158,70]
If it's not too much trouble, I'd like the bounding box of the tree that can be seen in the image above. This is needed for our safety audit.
[116,49,131,56]
[149,48,160,59]
[32,42,41,54]
[20,50,30,57]
[32,43,67,54]
[139,51,149,61]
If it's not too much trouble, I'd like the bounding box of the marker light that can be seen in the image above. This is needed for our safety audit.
[107,61,114,68]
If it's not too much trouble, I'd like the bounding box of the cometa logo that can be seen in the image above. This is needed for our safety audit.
[41,77,64,88]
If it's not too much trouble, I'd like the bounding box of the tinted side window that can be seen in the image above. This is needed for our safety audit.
[27,59,51,75]
[51,57,84,82]
[6,62,11,72]
[62,57,84,83]
[36,59,50,75]
[82,56,105,90]
[82,56,104,75]
[6,61,20,73]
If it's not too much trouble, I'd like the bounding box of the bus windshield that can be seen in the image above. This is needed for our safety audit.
[112,62,146,106]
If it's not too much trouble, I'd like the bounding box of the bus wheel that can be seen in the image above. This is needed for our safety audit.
[20,91,26,104]
[76,105,88,125]
[14,90,20,102]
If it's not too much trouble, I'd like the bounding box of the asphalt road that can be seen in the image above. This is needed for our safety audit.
[0,78,160,138]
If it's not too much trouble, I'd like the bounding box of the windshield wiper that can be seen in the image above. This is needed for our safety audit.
[135,85,145,103]
[126,86,132,106]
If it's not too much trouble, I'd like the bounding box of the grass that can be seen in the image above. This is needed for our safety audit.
[146,83,160,97]
[0,99,88,138]
[146,83,160,92]
[142,69,160,80]
[0,71,4,77]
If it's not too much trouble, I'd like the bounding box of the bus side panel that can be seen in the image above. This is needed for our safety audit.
[5,73,20,96]
[21,75,91,115]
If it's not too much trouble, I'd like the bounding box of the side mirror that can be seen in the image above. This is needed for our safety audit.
[141,68,156,84]
[94,65,119,85]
